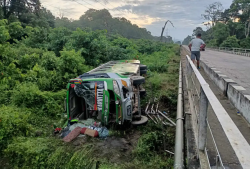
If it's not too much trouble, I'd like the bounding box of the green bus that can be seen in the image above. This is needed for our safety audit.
[65,60,148,126]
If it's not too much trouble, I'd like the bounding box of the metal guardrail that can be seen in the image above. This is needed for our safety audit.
[174,62,184,169]
[185,55,250,168]
[208,47,250,57]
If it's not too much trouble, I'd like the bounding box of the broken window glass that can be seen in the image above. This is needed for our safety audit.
[74,81,105,111]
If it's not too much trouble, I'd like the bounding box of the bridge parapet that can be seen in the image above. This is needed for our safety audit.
[208,47,250,57]
[184,55,250,169]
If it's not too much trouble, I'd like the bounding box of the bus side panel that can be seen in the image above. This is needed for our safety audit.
[102,90,110,125]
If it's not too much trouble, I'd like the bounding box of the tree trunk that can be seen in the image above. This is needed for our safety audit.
[247,20,250,38]
[160,27,165,42]
[245,20,250,38]
[3,0,7,18]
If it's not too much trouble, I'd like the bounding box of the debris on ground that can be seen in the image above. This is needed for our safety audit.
[81,128,99,137]
[63,127,82,142]
[58,118,109,142]
[145,98,176,126]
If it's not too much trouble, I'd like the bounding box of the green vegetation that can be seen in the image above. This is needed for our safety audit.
[0,2,180,168]
[183,0,250,48]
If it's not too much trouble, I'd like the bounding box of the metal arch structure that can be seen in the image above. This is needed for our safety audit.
[160,20,174,42]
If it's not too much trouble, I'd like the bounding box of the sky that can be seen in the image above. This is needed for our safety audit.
[40,0,233,41]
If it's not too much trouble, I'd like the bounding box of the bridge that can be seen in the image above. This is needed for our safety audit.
[174,46,250,169]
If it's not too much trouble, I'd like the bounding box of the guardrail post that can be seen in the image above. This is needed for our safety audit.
[198,87,208,151]
[186,61,192,90]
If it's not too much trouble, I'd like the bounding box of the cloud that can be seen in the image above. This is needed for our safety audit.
[40,0,233,40]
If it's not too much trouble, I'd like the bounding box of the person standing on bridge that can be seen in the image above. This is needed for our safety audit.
[188,33,206,69]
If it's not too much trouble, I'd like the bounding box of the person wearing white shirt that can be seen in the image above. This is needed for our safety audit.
[188,33,206,69]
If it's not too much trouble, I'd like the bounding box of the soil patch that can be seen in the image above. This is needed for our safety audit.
[71,129,141,164]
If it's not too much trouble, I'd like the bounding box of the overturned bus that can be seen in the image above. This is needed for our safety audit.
[65,60,148,126]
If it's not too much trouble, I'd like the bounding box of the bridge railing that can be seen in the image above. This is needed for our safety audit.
[208,47,250,57]
[185,55,250,168]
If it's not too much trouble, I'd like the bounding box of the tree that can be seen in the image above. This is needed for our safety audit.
[182,35,192,45]
[165,36,173,43]
[175,41,181,45]
[192,27,205,36]
[227,20,245,38]
[201,2,224,27]
[55,9,154,40]
[47,27,72,56]
[192,27,212,42]
[55,17,77,30]
[220,9,234,23]
[212,22,230,45]
[0,19,10,43]
[220,35,240,47]
[240,37,250,48]
[0,0,41,19]
[230,0,250,38]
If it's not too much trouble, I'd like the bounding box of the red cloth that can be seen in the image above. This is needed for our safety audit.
[63,127,82,142]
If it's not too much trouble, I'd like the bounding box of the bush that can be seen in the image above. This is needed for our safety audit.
[141,46,179,108]
[4,137,57,169]
[58,49,90,76]
[140,51,172,73]
[48,27,72,56]
[41,51,60,71]
[240,37,250,48]
[0,19,11,43]
[5,138,104,169]
[130,122,175,168]
[220,35,240,48]
[133,132,159,160]
[0,43,44,66]
[134,39,163,54]
[37,70,64,91]
[8,22,24,40]
[22,26,49,49]
[0,106,31,153]
[207,39,218,47]
[11,82,45,108]
[43,90,66,117]
[18,53,40,70]
[0,83,12,105]
[11,82,65,116]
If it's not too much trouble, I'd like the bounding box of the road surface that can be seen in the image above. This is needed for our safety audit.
[183,46,250,92]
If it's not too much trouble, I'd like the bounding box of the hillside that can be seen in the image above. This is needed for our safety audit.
[0,2,179,168]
